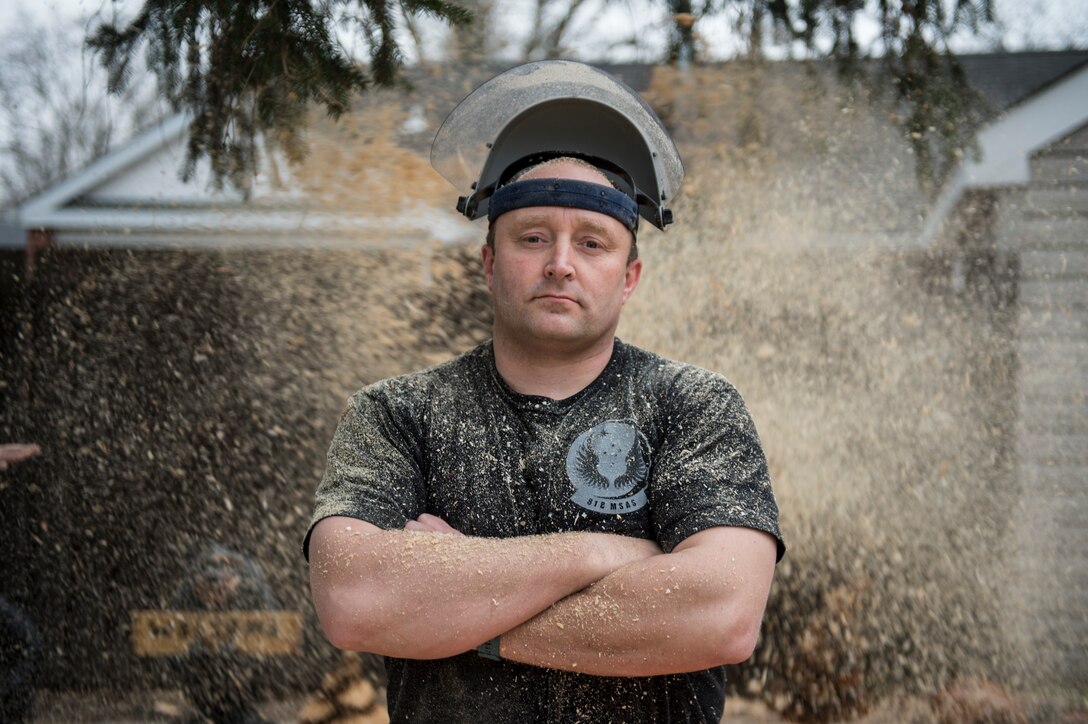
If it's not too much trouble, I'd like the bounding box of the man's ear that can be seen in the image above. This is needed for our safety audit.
[622,258,642,304]
[482,243,495,291]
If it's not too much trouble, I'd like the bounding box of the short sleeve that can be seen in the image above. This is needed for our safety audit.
[301,386,427,560]
[649,369,784,559]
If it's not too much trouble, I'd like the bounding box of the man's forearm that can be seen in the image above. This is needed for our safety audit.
[499,527,778,677]
[308,516,660,659]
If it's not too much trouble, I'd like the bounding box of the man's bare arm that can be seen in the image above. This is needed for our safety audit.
[308,515,661,660]
[499,526,778,677]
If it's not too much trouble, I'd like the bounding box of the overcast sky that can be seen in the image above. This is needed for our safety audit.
[1,0,1085,64]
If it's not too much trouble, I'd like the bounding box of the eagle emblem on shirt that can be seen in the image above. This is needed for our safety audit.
[566,420,651,514]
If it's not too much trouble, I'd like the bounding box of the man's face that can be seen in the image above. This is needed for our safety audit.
[482,161,642,354]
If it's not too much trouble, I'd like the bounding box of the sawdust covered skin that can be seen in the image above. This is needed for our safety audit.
[510,556,732,675]
[309,519,621,660]
[312,515,595,582]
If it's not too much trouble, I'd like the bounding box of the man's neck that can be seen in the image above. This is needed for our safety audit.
[492,335,616,400]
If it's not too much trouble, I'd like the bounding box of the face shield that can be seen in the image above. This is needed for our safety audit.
[431,61,684,230]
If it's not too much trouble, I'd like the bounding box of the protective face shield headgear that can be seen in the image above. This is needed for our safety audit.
[430,60,684,231]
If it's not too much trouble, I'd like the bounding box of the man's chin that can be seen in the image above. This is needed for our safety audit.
[495,310,615,350]
[505,318,586,345]
[530,325,583,343]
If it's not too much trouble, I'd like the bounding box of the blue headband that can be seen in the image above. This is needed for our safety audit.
[487,178,639,233]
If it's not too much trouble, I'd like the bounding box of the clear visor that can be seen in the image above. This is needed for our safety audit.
[431,61,683,204]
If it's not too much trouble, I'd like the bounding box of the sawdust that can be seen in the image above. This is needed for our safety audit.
[293,101,449,213]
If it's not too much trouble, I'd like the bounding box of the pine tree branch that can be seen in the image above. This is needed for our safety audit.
[86,0,471,192]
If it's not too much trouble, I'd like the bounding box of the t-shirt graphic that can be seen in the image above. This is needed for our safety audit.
[566,420,650,514]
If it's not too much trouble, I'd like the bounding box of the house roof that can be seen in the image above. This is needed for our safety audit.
[5,92,476,250]
[959,50,1088,114]
[921,54,1088,246]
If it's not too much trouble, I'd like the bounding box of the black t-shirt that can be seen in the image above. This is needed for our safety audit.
[305,339,784,723]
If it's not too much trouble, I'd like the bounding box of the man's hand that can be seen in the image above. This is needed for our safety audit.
[0,444,41,471]
[404,513,464,535]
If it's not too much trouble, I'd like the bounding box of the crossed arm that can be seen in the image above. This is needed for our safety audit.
[308,513,777,677]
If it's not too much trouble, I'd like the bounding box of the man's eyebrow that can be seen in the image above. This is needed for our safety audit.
[574,216,615,237]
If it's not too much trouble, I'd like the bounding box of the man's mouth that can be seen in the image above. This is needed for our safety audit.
[535,293,578,304]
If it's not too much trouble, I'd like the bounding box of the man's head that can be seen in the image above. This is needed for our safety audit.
[481,158,643,355]
[430,61,682,356]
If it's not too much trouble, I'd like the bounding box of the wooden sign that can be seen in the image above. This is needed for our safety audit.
[131,610,302,656]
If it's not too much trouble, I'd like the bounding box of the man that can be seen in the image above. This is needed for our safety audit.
[305,61,784,723]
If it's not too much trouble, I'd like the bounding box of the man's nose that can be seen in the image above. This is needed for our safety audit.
[544,240,575,278]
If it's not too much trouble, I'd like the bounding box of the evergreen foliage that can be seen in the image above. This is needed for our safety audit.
[87,0,471,192]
